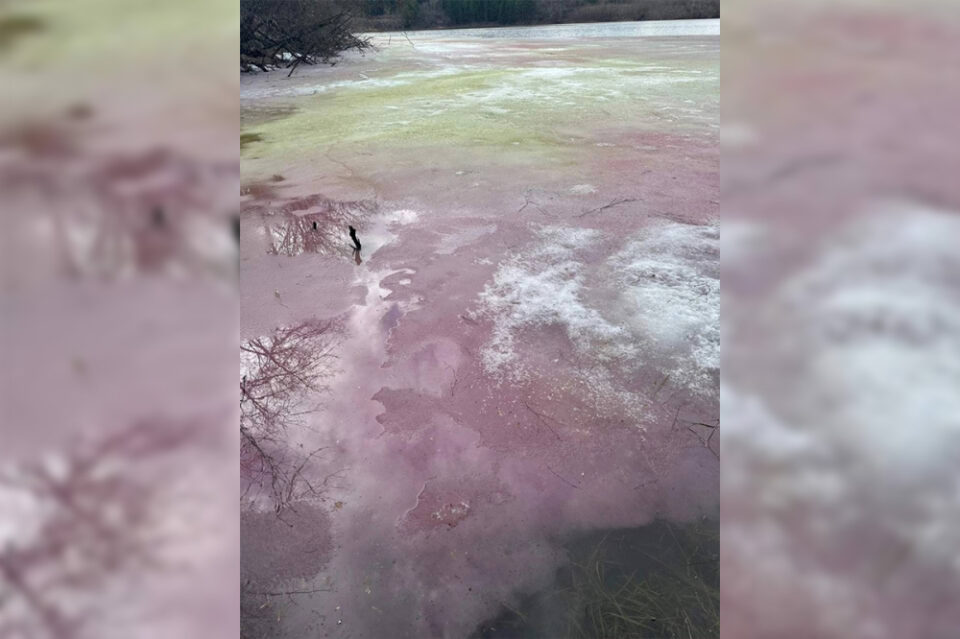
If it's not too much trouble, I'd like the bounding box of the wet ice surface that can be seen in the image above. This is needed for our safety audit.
[241,20,717,638]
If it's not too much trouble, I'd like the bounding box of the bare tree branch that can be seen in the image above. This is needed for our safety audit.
[240,319,341,512]
[241,1,374,74]
[0,419,200,638]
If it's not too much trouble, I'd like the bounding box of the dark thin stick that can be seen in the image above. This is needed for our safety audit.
[574,198,637,219]
[248,588,332,597]
[706,428,718,459]
[546,465,580,489]
[523,401,562,441]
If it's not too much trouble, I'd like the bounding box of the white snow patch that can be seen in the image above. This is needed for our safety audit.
[722,385,847,511]
[570,184,597,195]
[383,209,419,226]
[722,218,766,260]
[476,221,718,398]
[610,221,719,395]
[776,203,960,473]
[721,122,759,148]
[241,67,465,100]
[0,477,46,549]
[477,226,626,380]
[720,203,960,638]
[183,215,237,271]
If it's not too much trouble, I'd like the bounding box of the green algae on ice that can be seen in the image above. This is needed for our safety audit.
[242,61,716,164]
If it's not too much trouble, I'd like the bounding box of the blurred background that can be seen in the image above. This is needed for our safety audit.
[722,0,960,637]
[0,1,238,637]
[3,0,960,637]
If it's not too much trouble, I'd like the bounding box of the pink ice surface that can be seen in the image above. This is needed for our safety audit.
[722,3,960,639]
[240,23,718,638]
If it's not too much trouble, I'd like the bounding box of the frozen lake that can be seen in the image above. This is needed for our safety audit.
[240,18,718,638]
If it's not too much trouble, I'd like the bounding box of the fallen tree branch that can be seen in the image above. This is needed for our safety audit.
[574,197,637,218]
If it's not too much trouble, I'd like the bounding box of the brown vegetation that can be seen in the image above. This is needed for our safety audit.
[241,0,374,74]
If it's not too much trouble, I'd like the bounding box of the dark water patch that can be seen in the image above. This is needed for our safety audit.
[241,502,334,585]
[241,104,298,128]
[470,519,719,639]
[381,302,402,332]
[0,120,77,157]
[241,179,281,201]
[241,502,334,639]
[241,131,264,150]
[0,14,45,53]
[65,102,94,120]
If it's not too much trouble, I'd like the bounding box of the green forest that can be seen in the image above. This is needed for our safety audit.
[352,0,719,30]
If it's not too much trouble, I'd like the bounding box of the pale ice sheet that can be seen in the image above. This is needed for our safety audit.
[477,220,719,397]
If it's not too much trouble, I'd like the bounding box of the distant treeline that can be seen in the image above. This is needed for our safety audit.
[350,0,719,30]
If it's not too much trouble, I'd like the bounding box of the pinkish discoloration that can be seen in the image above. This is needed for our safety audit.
[722,3,960,639]
[241,21,717,637]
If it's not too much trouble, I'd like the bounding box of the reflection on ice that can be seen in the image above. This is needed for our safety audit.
[250,196,376,257]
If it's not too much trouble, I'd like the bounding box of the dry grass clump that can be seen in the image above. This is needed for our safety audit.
[565,520,719,639]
